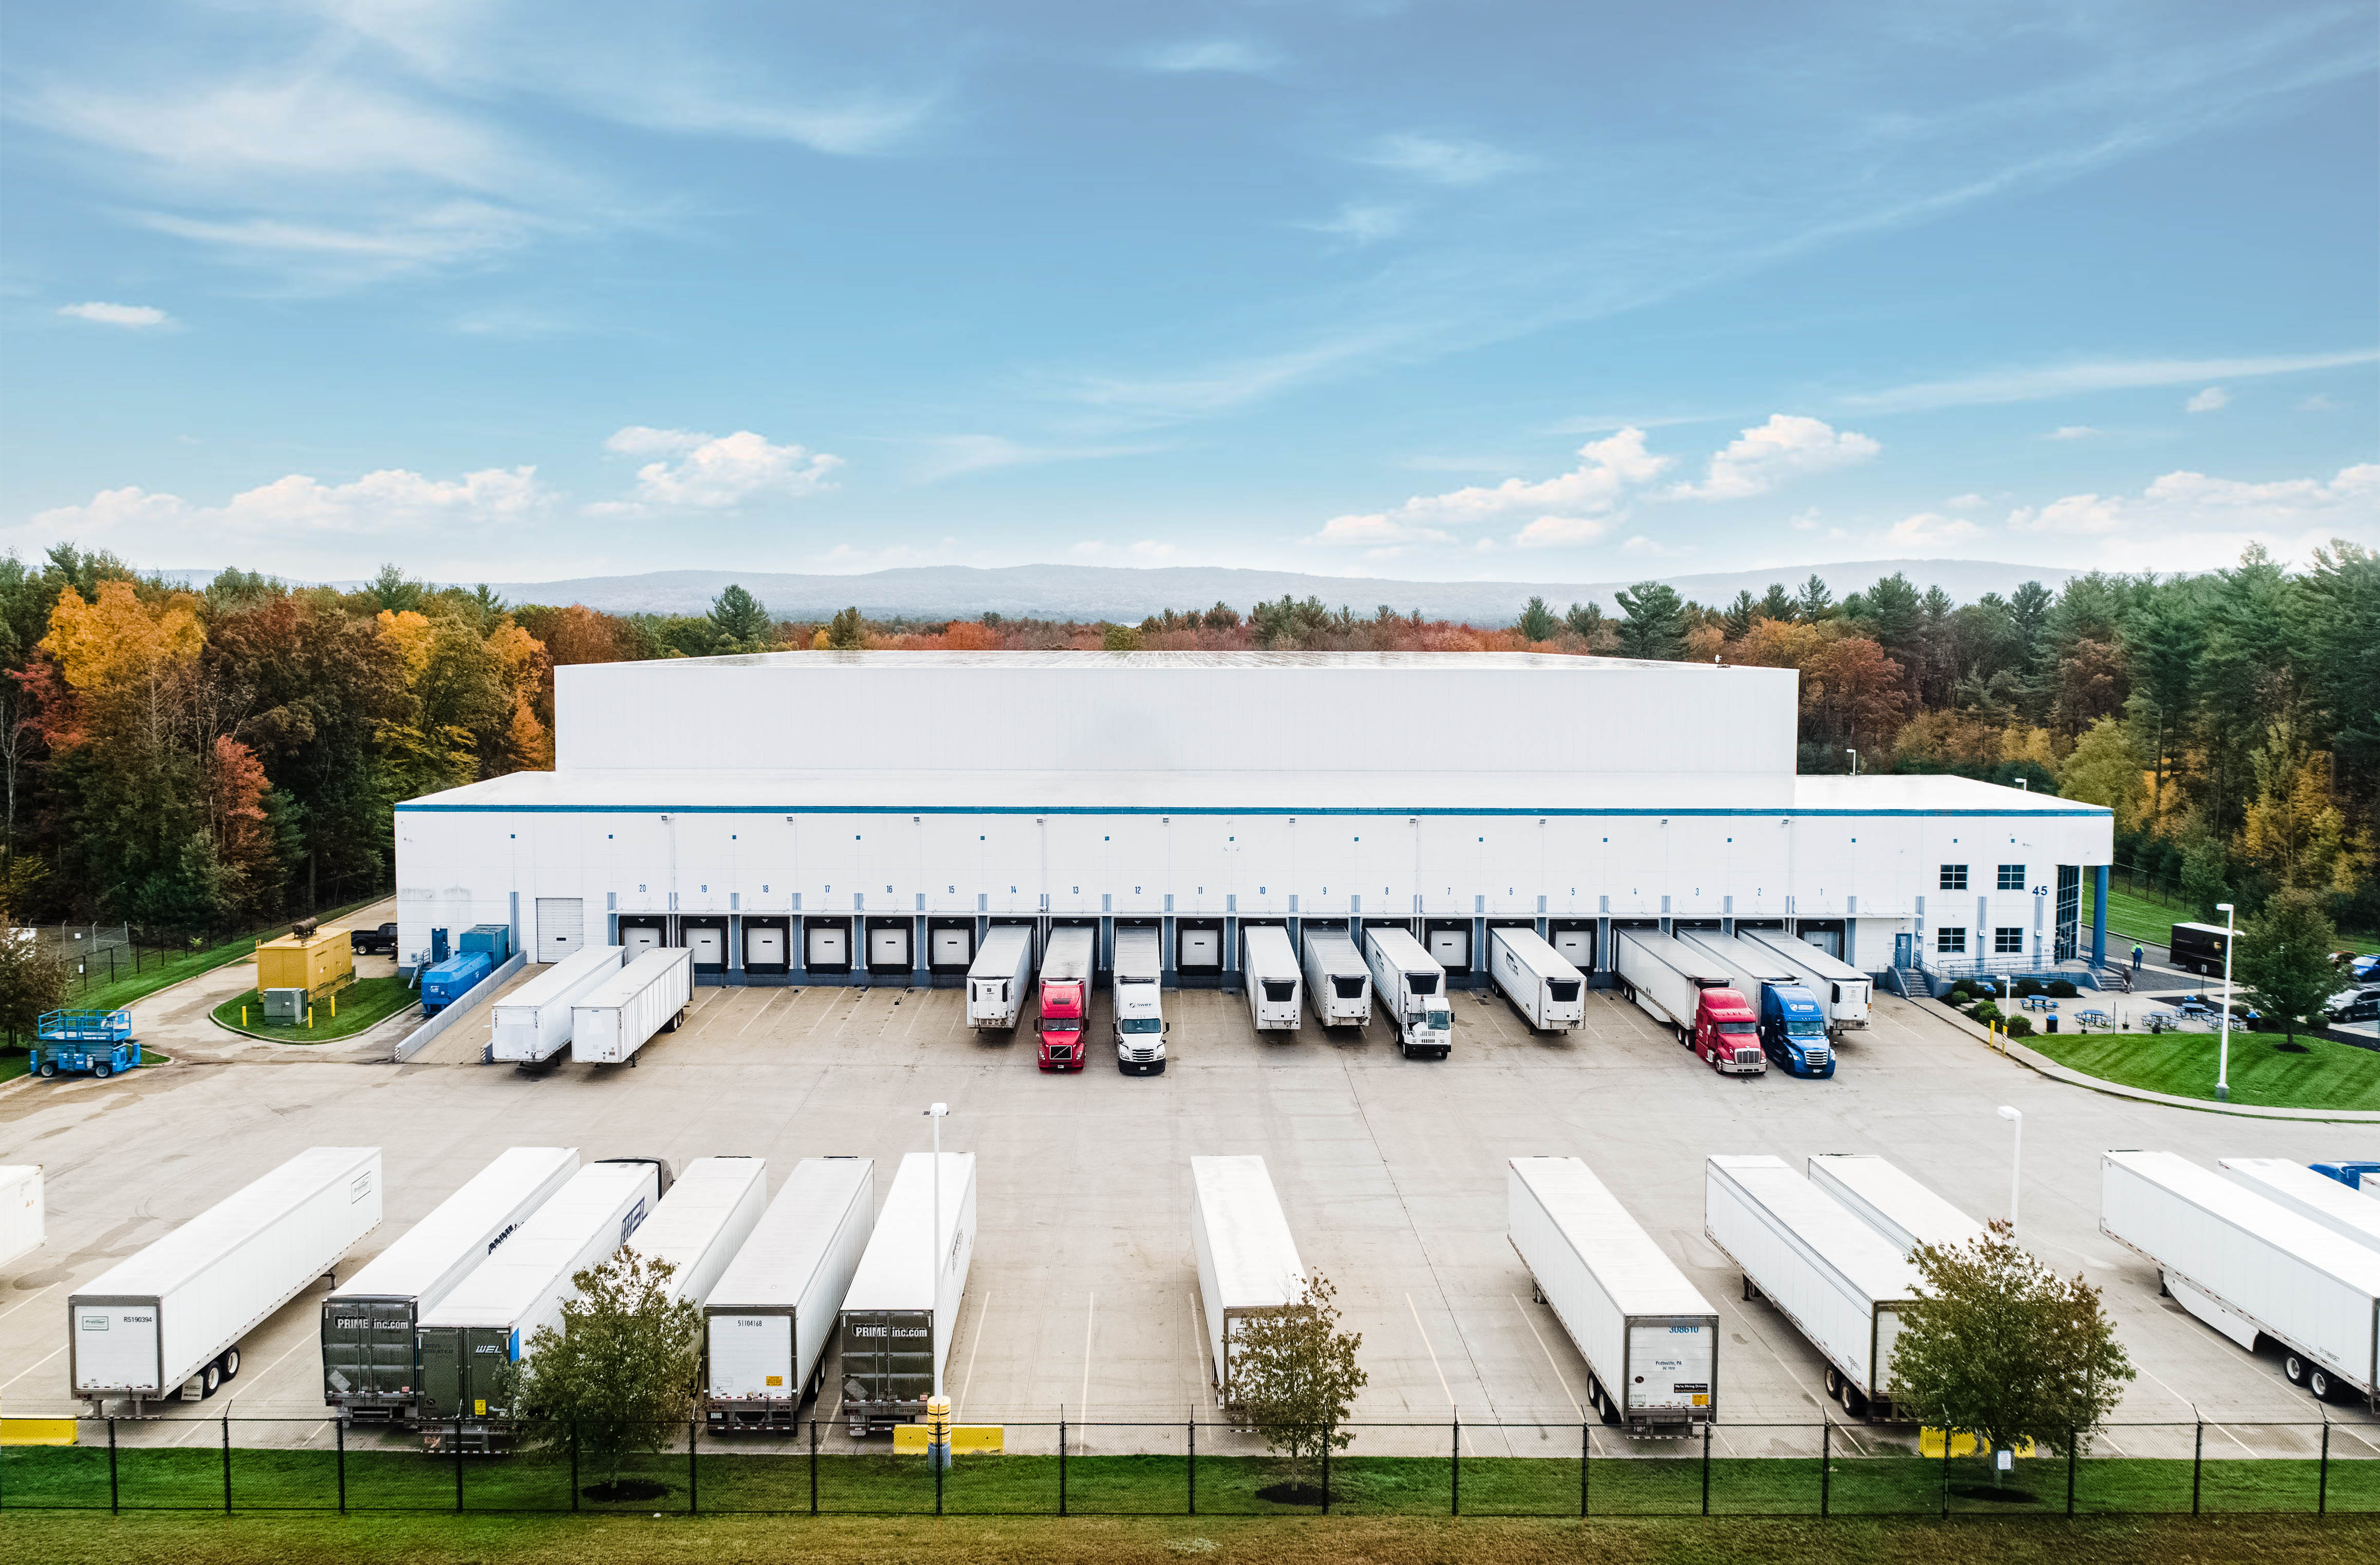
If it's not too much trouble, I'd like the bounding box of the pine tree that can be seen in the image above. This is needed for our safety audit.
[1758,582,1796,623]
[1515,596,1557,643]
[1794,573,1835,623]
[706,585,774,653]
[1614,582,1688,660]
[1722,590,1758,640]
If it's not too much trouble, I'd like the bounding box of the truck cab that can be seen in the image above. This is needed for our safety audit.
[1112,975,1166,1073]
[1691,989,1765,1075]
[1759,985,1833,1077]
[1394,986,1455,1058]
[1035,978,1087,1071]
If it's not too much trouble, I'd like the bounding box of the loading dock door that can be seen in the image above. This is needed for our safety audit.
[1552,929,1594,968]
[624,924,664,956]
[536,899,584,962]
[1801,929,1843,959]
[931,926,972,967]
[686,925,725,967]
[807,923,848,967]
[1427,927,1470,968]
[748,926,786,966]
[1179,928,1221,968]
[870,924,913,968]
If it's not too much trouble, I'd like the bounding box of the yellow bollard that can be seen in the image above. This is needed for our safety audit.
[330,994,337,1019]
[307,1006,313,1031]
[241,1006,247,1027]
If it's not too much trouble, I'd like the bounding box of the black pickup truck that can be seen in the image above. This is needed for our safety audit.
[350,922,399,957]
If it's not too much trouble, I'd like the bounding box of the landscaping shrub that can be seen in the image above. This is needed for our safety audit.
[2046,979,2079,998]
[2004,1014,2034,1038]
[2015,978,2044,998]
[1948,989,1970,1006]
[1972,1000,2003,1025]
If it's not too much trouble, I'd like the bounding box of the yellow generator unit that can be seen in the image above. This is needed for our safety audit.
[255,927,355,999]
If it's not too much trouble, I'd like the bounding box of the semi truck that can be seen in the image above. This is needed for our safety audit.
[414,1159,665,1442]
[2102,1149,2380,1406]
[321,1146,580,1424]
[1614,931,1765,1075]
[1489,927,1587,1033]
[1,1165,44,1273]
[1508,1157,1718,1436]
[1806,1153,1986,1256]
[72,1146,384,1415]
[2222,1158,2380,1253]
[490,945,625,1065]
[627,1156,771,1306]
[1704,1153,1920,1419]
[1301,929,1372,1030]
[1743,929,1872,1032]
[704,1157,875,1430]
[1035,926,1096,1071]
[570,946,693,1065]
[965,926,1035,1031]
[839,1151,977,1435]
[1112,926,1167,1074]
[1191,1155,1305,1409]
[1243,925,1303,1033]
[1364,925,1452,1059]
[1679,933,1833,1076]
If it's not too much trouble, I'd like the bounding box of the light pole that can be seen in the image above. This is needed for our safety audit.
[1996,1105,2022,1233]
[924,1102,951,1469]
[2215,902,2236,1102]
[1846,748,1858,776]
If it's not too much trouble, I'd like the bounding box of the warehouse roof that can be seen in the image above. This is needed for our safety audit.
[673,649,1710,672]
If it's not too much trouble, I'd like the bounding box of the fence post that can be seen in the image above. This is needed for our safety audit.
[1940,1430,1950,1518]
[1187,1419,1195,1516]
[2066,1428,2077,1516]
[1322,1423,1331,1516]
[108,1417,118,1514]
[690,1417,699,1515]
[1059,1414,1068,1517]
[1701,1419,1712,1516]
[2318,1419,2330,1516]
[455,1414,465,1513]
[337,1417,346,1515]
[1819,1419,1829,1518]
[809,1419,818,1516]
[571,1419,580,1512]
[221,1414,231,1515]
[2191,1420,2202,1517]
[1581,1419,1590,1518]
[1451,1411,1460,1516]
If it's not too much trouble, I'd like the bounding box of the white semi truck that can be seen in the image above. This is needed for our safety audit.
[839,1151,977,1435]
[1242,925,1303,1032]
[1111,926,1167,1074]
[571,946,693,1065]
[490,945,624,1065]
[1191,1154,1305,1409]
[965,926,1035,1030]
[1364,925,1452,1059]
[1301,929,1372,1030]
[1508,1157,1717,1436]
[1489,926,1587,1033]
[1806,1153,1987,1257]
[1744,928,1872,1032]
[704,1157,875,1430]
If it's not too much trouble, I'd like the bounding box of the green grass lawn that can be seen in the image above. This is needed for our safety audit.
[2032,1029,2380,1110]
[211,977,418,1044]
[2095,884,2186,951]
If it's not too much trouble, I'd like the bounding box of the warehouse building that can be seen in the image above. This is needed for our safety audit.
[395,651,2114,990]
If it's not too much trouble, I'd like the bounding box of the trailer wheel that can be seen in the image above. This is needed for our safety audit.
[201,1363,222,1398]
[2283,1353,2309,1387]
[2309,1367,2336,1401]
[221,1348,241,1381]
[1844,1386,1869,1419]
[1823,1365,1843,1402]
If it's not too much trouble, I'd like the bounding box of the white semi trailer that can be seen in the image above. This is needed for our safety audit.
[1704,1153,1921,1419]
[1365,925,1452,1058]
[571,946,693,1065]
[320,1145,580,1423]
[1744,928,1873,1031]
[627,1156,771,1306]
[1301,929,1372,1029]
[1111,926,1167,1074]
[72,1146,383,1415]
[1508,1157,1717,1435]
[965,926,1035,1030]
[1613,930,1728,1038]
[2221,1158,2380,1253]
[839,1151,977,1434]
[1243,925,1303,1032]
[1,1165,41,1273]
[1191,1154,1305,1409]
[1807,1153,1987,1257]
[491,945,624,1064]
[1489,927,1587,1033]
[2103,1149,2380,1405]
[704,1157,875,1430]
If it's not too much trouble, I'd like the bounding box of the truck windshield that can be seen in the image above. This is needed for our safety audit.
[1044,1018,1080,1033]
[1120,1017,1162,1034]
[1718,1021,1757,1034]
[1548,980,1581,1002]
[1408,973,1440,995]
[1789,1021,1826,1037]
[1262,980,1296,1001]
[1333,976,1366,998]
[1426,1008,1452,1031]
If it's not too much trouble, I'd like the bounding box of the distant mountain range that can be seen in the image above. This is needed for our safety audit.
[151,559,2089,624]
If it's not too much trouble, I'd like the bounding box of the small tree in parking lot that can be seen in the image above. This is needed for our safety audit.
[508,1251,701,1497]
[2238,889,2340,1042]
[1234,1270,1366,1496]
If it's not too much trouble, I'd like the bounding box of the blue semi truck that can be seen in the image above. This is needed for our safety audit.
[1678,931,1835,1078]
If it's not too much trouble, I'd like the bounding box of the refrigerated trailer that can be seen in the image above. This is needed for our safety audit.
[1112,926,1167,1074]
[966,926,1035,1030]
[1743,929,1872,1031]
[1704,1153,1920,1419]
[1806,1153,1986,1257]
[1301,929,1372,1029]
[1036,926,1095,1071]
[571,946,693,1065]
[414,1159,664,1441]
[1508,1157,1717,1435]
[704,1158,875,1430]
[1191,1155,1304,1409]
[72,1146,383,1415]
[321,1146,580,1423]
[1243,925,1302,1032]
[1615,931,1764,1075]
[2103,1149,2380,1405]
[627,1156,770,1306]
[839,1151,977,1434]
[1,1165,41,1273]
[1365,925,1452,1058]
[490,946,625,1065]
[1489,927,1587,1033]
[2221,1158,2380,1253]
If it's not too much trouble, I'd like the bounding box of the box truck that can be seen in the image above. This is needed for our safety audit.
[2166,921,2233,978]
[321,1146,579,1423]
[1806,1153,1985,1256]
[1679,933,1833,1076]
[72,1146,383,1414]
[1191,1155,1305,1409]
[839,1151,976,1435]
[1615,931,1765,1075]
[1365,925,1453,1058]
[2102,1149,2380,1406]
[628,1156,770,1307]
[1112,926,1167,1075]
[1243,925,1303,1033]
[704,1157,875,1430]
[2221,1158,2380,1253]
[414,1159,665,1440]
[1509,1157,1717,1435]
[570,946,693,1065]
[966,926,1035,1031]
[1704,1153,1920,1419]
[1489,927,1587,1033]
[1743,929,1872,1031]
[1,1164,44,1272]
[1301,929,1372,1030]
[491,945,625,1065]
[1036,926,1095,1071]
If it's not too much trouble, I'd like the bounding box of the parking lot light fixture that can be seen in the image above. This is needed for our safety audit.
[2215,903,2235,1102]
[1996,1105,2022,1233]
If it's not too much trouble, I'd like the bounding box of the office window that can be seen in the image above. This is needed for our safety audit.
[1995,927,2024,954]
[1937,926,1967,954]
[1940,864,1969,891]
[1998,864,2025,890]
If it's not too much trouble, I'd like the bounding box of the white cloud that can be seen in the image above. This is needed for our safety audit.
[600,426,841,509]
[27,465,551,549]
[1513,515,1611,548]
[1621,535,1688,557]
[1309,514,1455,549]
[57,301,174,328]
[1944,493,1986,511]
[1669,414,1879,500]
[2300,394,2339,412]
[2004,462,2380,568]
[1137,39,1282,74]
[2048,425,2099,440]
[1789,508,1822,530]
[1843,349,2379,413]
[1310,426,1669,548]
[1886,512,1983,548]
[2185,385,2230,413]
[1357,132,1529,185]
[1300,202,1409,244]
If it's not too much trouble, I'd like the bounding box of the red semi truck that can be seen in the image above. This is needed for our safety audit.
[1613,930,1768,1077]
[1036,927,1097,1072]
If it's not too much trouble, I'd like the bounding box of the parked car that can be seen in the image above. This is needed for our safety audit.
[2325,985,2380,1025]
[350,922,398,957]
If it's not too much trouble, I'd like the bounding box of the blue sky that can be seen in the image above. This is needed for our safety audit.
[4,1,2374,584]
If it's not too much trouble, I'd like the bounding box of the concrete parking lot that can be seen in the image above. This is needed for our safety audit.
[4,963,2376,1462]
